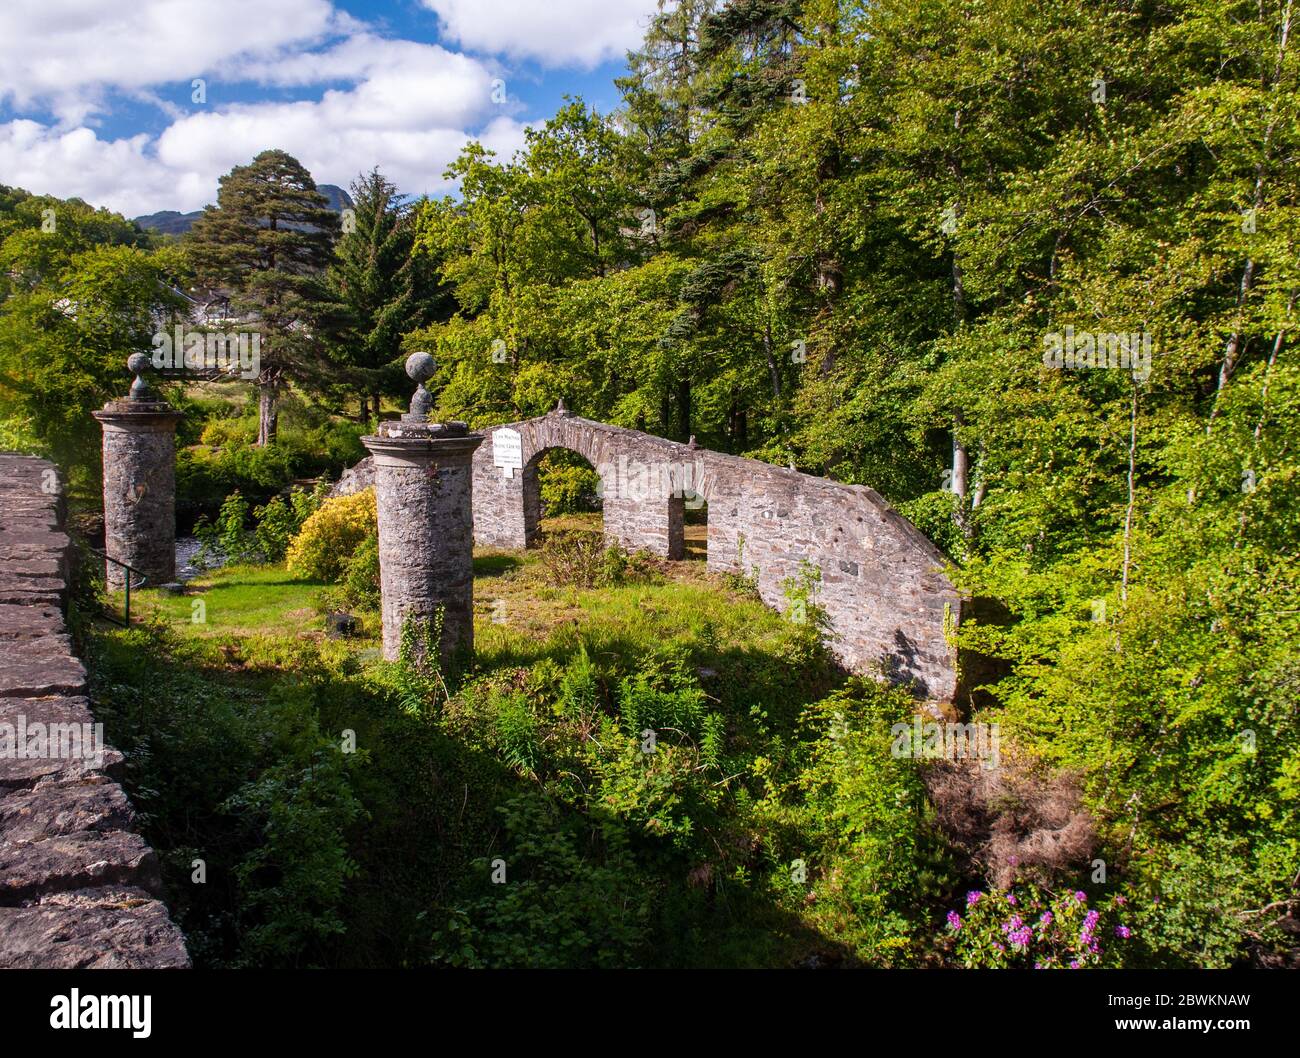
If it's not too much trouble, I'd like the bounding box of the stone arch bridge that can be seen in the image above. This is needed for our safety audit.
[345,404,961,699]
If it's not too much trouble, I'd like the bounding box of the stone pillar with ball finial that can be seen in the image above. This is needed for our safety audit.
[362,352,483,666]
[91,352,184,590]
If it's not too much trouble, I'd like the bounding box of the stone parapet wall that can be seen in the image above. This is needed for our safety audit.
[698,449,958,698]
[470,411,961,700]
[0,453,189,968]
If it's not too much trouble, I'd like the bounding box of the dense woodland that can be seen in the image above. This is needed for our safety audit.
[0,0,1297,968]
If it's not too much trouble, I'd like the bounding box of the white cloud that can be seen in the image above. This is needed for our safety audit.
[421,0,658,67]
[0,0,343,124]
[0,121,179,217]
[0,100,529,219]
[0,0,597,216]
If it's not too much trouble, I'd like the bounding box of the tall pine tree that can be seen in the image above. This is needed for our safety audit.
[318,169,453,420]
[186,150,339,444]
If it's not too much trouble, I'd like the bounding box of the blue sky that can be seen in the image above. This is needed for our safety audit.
[0,0,657,216]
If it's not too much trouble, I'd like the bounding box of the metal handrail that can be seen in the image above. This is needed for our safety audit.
[79,542,147,625]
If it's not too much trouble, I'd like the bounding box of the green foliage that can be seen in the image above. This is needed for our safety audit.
[539,530,659,589]
[194,483,328,567]
[82,622,366,967]
[318,168,454,414]
[537,449,600,514]
[222,747,365,963]
[394,609,446,713]
[757,679,954,965]
[327,532,380,612]
[780,557,829,634]
[0,413,43,456]
[177,441,296,523]
[434,796,652,968]
[254,482,329,562]
[1131,835,1291,969]
[194,490,255,565]
[0,187,181,469]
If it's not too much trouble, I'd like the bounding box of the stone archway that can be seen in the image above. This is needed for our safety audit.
[520,446,604,544]
[471,406,705,560]
[337,404,961,698]
[310,402,957,699]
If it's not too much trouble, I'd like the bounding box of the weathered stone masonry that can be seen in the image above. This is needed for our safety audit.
[362,354,484,666]
[471,409,961,700]
[363,421,482,665]
[92,396,182,591]
[0,453,188,968]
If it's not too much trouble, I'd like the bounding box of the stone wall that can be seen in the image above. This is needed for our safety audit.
[470,410,961,700]
[471,411,696,558]
[698,448,959,699]
[0,453,189,968]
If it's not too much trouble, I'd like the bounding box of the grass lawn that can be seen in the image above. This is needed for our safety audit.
[123,564,338,641]
[116,537,792,677]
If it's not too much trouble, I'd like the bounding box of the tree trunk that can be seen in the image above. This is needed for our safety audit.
[1121,384,1139,603]
[952,411,971,537]
[258,380,279,447]
[1207,0,1292,433]
[763,322,782,399]
[1237,291,1294,546]
[952,255,968,325]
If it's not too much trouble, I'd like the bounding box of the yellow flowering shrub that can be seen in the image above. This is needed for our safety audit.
[285,488,376,581]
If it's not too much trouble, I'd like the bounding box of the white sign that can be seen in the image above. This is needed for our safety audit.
[493,428,523,478]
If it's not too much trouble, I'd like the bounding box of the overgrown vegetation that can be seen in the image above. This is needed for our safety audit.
[6,0,1298,968]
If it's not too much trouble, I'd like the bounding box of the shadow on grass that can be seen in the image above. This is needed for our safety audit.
[473,552,524,578]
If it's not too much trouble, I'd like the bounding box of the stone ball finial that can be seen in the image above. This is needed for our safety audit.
[127,351,152,399]
[405,351,436,422]
[406,351,436,383]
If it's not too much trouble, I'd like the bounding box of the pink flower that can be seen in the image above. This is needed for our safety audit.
[946,911,962,932]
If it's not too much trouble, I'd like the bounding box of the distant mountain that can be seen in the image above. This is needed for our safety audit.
[134,183,354,235]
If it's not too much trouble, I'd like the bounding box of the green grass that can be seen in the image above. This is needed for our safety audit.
[125,564,343,640]
[118,546,790,675]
